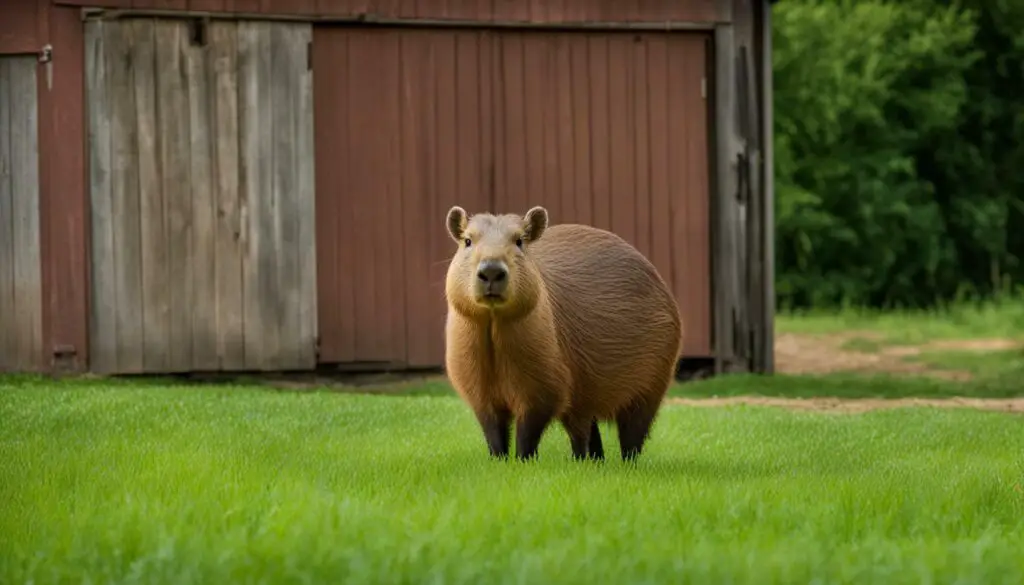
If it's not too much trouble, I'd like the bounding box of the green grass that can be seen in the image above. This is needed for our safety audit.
[668,348,1024,400]
[741,297,1024,400]
[839,336,888,353]
[776,297,1024,344]
[669,371,1023,399]
[2,380,1024,584]
[903,347,1024,378]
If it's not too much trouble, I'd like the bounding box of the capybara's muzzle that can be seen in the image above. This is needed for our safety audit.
[476,260,509,298]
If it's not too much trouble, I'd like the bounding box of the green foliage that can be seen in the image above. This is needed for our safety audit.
[919,0,1024,297]
[772,0,1024,309]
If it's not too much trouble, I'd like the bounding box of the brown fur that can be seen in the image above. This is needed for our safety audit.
[443,205,683,462]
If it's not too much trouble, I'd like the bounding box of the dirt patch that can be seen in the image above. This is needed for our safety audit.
[774,332,1021,380]
[926,338,1020,351]
[666,396,1024,414]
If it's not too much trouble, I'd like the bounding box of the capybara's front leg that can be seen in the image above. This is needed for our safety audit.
[475,408,511,458]
[515,408,554,461]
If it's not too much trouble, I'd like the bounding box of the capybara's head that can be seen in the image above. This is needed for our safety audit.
[444,205,549,319]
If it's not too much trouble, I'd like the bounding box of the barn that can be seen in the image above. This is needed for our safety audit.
[0,0,775,378]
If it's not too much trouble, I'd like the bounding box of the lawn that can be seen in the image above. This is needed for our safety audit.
[3,300,1023,583]
[2,379,1024,584]
[774,295,1024,343]
[673,297,1024,400]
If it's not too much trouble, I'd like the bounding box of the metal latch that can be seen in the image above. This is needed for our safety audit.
[39,44,53,90]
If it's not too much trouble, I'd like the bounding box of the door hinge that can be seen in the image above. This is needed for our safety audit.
[307,41,312,71]
[701,77,706,99]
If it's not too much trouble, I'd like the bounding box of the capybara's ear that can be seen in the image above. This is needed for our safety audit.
[447,206,468,242]
[523,206,548,242]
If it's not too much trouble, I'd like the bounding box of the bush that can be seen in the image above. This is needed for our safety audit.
[771,0,1020,309]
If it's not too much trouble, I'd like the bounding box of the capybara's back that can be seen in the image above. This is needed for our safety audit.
[532,223,683,426]
[443,205,683,463]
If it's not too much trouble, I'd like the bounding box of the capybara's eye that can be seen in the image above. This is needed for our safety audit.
[515,238,523,249]
[464,238,472,248]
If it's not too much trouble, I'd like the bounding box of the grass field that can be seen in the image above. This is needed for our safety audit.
[703,297,1024,400]
[2,301,1023,584]
[2,382,1023,584]
[774,295,1024,343]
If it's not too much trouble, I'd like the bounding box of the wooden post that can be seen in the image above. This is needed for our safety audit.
[760,0,775,374]
[712,24,743,373]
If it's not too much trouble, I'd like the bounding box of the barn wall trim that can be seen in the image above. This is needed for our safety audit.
[80,8,718,31]
[38,4,90,374]
[710,23,741,374]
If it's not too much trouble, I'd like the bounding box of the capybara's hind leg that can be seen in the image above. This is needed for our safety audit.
[615,395,663,462]
[562,418,591,460]
[475,407,512,458]
[561,417,604,461]
[588,419,604,460]
[516,408,554,461]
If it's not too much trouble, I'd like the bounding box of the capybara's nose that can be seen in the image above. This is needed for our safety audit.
[477,260,508,285]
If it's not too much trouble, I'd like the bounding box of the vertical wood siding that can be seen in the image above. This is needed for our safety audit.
[492,31,712,357]
[0,0,40,55]
[85,17,316,373]
[0,56,43,371]
[316,27,712,367]
[314,27,493,367]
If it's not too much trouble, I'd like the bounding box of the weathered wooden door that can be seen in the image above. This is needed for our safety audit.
[313,27,494,368]
[0,56,43,372]
[491,31,712,357]
[85,17,317,374]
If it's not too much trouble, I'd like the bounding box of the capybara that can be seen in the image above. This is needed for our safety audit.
[443,205,683,462]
